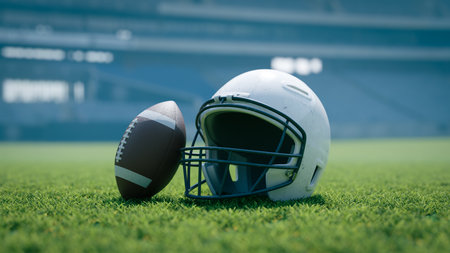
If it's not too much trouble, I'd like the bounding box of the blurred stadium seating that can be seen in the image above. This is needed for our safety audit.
[0,0,449,140]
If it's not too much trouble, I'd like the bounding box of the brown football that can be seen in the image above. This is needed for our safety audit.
[114,101,186,199]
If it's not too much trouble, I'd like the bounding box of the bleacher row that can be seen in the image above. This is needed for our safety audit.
[0,0,448,140]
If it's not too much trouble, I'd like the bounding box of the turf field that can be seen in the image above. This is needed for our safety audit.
[0,138,449,253]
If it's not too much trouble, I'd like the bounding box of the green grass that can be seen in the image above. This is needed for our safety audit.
[0,138,449,253]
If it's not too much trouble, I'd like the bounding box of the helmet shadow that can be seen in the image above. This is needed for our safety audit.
[177,194,326,210]
[104,194,325,210]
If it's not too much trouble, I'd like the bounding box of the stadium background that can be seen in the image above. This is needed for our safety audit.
[0,0,449,141]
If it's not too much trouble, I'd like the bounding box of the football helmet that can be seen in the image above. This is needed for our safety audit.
[181,69,330,201]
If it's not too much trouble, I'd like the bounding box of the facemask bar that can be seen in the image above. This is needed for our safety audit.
[181,96,306,199]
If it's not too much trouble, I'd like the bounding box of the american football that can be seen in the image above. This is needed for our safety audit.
[114,101,186,199]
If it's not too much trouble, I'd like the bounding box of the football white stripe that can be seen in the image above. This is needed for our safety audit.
[137,110,176,130]
[115,165,152,188]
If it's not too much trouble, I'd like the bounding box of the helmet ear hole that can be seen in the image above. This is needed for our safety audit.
[309,166,323,187]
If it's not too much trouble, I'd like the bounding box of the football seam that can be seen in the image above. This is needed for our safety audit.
[115,118,138,163]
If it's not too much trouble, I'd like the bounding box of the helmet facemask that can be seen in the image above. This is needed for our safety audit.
[181,96,306,199]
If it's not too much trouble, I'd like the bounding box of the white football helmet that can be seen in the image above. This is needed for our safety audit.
[181,69,330,201]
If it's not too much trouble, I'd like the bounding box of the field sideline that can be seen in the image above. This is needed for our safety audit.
[0,138,449,252]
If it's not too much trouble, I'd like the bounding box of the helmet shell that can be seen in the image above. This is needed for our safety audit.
[211,69,330,200]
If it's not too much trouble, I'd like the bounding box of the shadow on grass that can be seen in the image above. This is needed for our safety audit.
[178,194,326,210]
[104,194,326,210]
